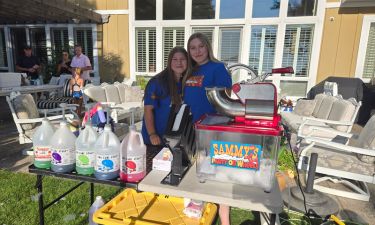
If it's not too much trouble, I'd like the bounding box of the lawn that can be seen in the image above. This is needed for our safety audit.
[0,147,366,225]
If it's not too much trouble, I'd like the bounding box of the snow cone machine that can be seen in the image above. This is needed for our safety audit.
[195,67,293,192]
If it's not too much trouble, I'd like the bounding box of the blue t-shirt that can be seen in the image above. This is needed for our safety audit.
[141,76,182,145]
[183,61,232,122]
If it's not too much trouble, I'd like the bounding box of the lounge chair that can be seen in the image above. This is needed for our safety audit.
[299,115,375,201]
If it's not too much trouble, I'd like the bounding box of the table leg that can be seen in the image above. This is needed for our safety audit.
[90,183,94,205]
[36,175,45,225]
[260,212,279,225]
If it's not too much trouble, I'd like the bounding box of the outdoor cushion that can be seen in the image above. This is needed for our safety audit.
[103,85,122,104]
[305,144,374,178]
[13,94,39,130]
[84,86,107,103]
[355,116,375,164]
[312,94,327,117]
[328,98,356,132]
[314,95,337,119]
[124,86,143,102]
[114,82,127,103]
[293,99,316,116]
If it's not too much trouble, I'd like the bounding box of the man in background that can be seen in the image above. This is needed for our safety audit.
[70,44,92,80]
[16,45,41,80]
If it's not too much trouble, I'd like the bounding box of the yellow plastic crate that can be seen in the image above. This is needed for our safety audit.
[93,189,217,225]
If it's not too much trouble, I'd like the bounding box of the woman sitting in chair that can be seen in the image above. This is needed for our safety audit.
[69,68,84,116]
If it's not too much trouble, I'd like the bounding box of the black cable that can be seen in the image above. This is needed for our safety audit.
[282,124,310,220]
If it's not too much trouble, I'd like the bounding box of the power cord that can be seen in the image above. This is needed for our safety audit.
[282,124,310,221]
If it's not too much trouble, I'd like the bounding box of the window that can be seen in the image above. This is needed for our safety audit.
[282,25,314,77]
[192,0,215,19]
[220,0,245,19]
[163,28,185,67]
[252,0,280,18]
[219,28,241,64]
[163,0,185,20]
[192,27,214,44]
[0,29,7,68]
[136,0,156,20]
[51,29,69,56]
[30,28,47,65]
[136,28,156,73]
[288,0,317,17]
[280,81,307,97]
[363,23,375,79]
[74,28,94,67]
[249,26,277,75]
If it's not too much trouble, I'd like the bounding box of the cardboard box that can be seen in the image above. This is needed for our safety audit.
[152,148,173,172]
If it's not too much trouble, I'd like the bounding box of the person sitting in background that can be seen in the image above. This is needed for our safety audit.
[16,45,41,81]
[70,44,92,81]
[56,50,71,76]
[69,68,84,116]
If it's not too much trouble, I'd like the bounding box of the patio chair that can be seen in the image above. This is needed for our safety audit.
[6,91,76,145]
[299,115,375,201]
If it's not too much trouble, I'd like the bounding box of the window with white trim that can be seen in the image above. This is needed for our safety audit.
[135,28,156,73]
[51,28,69,56]
[74,28,94,67]
[192,0,215,19]
[363,23,375,79]
[163,28,185,68]
[0,29,7,68]
[192,27,214,44]
[282,24,314,77]
[219,28,241,64]
[249,25,277,75]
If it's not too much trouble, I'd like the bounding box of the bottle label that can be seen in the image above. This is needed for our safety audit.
[95,154,119,173]
[76,149,95,168]
[34,146,51,162]
[51,147,75,165]
[122,155,145,174]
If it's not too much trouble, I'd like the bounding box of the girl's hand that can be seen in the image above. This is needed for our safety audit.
[150,134,161,145]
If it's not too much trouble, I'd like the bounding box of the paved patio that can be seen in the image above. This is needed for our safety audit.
[0,119,374,224]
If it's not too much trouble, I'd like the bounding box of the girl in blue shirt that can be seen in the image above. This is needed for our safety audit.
[184,33,232,225]
[141,47,190,146]
[183,33,232,123]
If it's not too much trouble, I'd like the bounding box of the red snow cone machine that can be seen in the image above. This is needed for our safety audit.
[195,67,293,192]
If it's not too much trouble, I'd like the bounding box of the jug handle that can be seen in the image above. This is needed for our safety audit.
[129,132,145,147]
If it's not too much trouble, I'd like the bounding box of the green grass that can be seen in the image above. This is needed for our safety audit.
[0,150,366,225]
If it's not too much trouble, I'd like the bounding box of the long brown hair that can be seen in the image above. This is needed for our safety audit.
[183,32,218,86]
[148,46,190,105]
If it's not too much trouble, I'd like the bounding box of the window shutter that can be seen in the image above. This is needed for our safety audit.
[363,23,375,79]
[249,25,277,75]
[0,29,7,67]
[219,28,241,64]
[163,28,185,68]
[136,28,156,73]
[282,25,314,77]
[51,29,69,56]
[192,27,214,44]
[30,28,47,65]
[74,29,94,67]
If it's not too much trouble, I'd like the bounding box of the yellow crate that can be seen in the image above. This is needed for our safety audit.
[93,189,217,225]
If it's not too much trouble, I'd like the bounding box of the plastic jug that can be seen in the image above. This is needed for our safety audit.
[32,115,55,169]
[50,120,77,173]
[94,124,120,180]
[88,196,105,225]
[120,125,146,182]
[75,115,98,175]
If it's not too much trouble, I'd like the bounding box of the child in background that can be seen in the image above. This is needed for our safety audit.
[69,68,84,116]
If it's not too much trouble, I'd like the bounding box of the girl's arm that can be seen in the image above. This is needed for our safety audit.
[144,105,161,145]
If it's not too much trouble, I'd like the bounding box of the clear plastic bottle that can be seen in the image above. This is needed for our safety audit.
[32,118,55,169]
[94,124,120,180]
[119,125,146,182]
[50,120,77,173]
[75,119,98,175]
[88,196,105,225]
